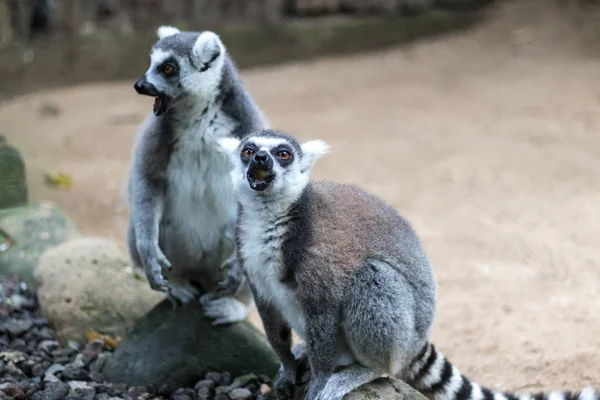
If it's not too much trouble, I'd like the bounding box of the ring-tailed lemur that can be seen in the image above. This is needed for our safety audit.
[218,129,599,400]
[126,25,266,324]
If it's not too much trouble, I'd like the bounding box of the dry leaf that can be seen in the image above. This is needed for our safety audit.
[86,329,122,350]
[44,171,73,189]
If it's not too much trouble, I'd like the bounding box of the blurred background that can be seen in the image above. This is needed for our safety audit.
[1,0,599,394]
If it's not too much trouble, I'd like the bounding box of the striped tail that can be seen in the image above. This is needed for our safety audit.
[405,342,599,400]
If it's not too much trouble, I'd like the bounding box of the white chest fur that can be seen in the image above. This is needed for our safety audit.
[165,108,238,255]
[238,212,307,339]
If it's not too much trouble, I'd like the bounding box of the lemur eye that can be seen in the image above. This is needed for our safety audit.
[242,148,255,158]
[162,63,176,75]
[277,150,290,160]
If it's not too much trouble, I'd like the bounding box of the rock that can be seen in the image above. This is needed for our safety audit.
[5,318,33,337]
[0,136,28,210]
[1,382,26,399]
[231,374,259,388]
[102,299,280,388]
[38,340,60,353]
[33,380,70,400]
[62,366,90,381]
[9,293,36,310]
[228,388,252,400]
[0,203,79,287]
[66,386,96,400]
[195,379,215,400]
[89,352,111,373]
[35,237,163,342]
[90,371,104,382]
[220,372,232,387]
[259,384,271,396]
[171,388,196,400]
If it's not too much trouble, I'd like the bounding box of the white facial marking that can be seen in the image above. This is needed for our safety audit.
[146,49,175,86]
[157,25,180,39]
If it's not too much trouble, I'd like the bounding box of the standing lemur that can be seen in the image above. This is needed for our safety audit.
[126,26,266,324]
[219,129,599,400]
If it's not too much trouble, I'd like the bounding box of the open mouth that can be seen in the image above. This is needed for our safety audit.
[247,167,275,191]
[153,94,170,116]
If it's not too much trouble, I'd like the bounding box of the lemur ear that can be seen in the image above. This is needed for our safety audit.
[218,137,241,157]
[157,25,180,39]
[300,140,330,171]
[192,31,223,72]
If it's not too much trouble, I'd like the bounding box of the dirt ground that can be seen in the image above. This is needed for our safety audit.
[1,0,599,394]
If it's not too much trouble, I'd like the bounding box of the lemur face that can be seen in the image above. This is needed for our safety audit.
[220,130,330,201]
[240,137,298,192]
[133,26,225,117]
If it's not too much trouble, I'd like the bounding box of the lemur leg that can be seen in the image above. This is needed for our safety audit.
[304,310,341,400]
[253,295,297,400]
[314,364,380,400]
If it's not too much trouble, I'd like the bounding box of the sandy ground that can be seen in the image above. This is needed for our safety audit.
[1,0,599,394]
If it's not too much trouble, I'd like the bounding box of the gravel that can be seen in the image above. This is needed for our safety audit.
[0,276,277,400]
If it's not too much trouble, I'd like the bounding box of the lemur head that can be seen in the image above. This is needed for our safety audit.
[220,129,329,203]
[133,26,226,116]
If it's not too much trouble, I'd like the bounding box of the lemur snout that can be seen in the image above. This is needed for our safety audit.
[252,150,270,165]
[134,76,158,96]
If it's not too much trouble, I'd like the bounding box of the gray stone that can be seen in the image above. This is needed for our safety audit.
[102,299,280,387]
[228,388,252,400]
[38,340,59,353]
[0,135,28,210]
[62,366,90,381]
[33,380,70,400]
[34,237,163,341]
[5,318,33,337]
[0,203,79,287]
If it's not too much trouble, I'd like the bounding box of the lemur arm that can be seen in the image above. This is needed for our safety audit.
[128,119,173,291]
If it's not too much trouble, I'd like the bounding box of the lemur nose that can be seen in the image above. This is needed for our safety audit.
[254,151,268,164]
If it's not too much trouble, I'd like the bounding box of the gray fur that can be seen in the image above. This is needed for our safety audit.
[126,26,266,325]
[224,129,599,400]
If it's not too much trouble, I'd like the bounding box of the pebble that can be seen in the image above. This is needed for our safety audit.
[0,276,277,400]
[220,372,233,386]
[229,388,252,400]
[195,379,215,400]
[259,384,271,396]
[62,366,91,381]
[38,340,60,353]
[5,319,34,337]
[33,381,70,400]
[1,382,26,399]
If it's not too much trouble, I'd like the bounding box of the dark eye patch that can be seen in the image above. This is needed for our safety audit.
[271,145,294,167]
[240,142,258,164]
[158,57,179,77]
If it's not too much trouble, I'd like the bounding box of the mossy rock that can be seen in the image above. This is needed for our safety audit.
[102,299,280,387]
[0,202,79,287]
[0,135,28,210]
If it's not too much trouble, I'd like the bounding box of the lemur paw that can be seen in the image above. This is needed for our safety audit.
[138,243,172,291]
[165,282,200,309]
[200,294,248,325]
[216,256,246,297]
